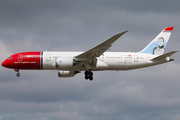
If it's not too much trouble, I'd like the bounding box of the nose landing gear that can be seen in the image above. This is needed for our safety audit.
[84,71,93,81]
[14,69,20,77]
[16,72,20,77]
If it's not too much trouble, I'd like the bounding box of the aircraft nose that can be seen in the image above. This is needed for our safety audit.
[1,61,5,67]
[2,60,13,68]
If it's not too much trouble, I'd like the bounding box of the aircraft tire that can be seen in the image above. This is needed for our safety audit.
[89,77,93,81]
[16,73,20,77]
[85,76,89,80]
[84,71,89,76]
[89,71,93,76]
[89,76,93,81]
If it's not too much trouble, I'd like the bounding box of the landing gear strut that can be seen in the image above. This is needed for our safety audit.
[84,71,93,81]
[14,69,20,77]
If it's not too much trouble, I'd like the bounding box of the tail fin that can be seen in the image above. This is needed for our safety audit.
[140,27,174,55]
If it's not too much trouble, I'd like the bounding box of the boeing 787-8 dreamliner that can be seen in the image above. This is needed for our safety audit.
[2,27,177,80]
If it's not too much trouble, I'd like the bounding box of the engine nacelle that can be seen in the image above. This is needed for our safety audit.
[55,57,73,69]
[58,70,80,77]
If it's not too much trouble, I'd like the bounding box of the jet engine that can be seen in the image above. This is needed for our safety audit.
[58,70,80,77]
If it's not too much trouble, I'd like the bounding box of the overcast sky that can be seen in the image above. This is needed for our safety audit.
[0,0,180,120]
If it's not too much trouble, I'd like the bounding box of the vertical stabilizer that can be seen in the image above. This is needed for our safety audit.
[140,27,174,55]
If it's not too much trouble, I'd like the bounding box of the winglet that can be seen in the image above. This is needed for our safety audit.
[151,51,177,61]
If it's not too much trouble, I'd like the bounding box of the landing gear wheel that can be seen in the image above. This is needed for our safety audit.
[85,76,89,80]
[14,69,20,77]
[16,73,20,77]
[89,76,93,81]
[84,71,93,81]
[85,71,89,76]
[89,71,93,76]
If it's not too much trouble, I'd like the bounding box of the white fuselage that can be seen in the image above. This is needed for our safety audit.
[42,51,170,71]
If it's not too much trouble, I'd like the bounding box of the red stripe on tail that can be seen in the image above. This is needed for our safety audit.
[164,27,174,31]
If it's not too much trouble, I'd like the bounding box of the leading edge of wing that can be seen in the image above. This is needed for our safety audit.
[74,30,128,61]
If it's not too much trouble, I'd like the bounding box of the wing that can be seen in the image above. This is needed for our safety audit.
[73,30,128,70]
[74,30,128,61]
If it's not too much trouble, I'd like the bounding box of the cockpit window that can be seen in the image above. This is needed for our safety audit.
[7,57,12,59]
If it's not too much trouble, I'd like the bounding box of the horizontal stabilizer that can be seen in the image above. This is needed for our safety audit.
[151,51,177,60]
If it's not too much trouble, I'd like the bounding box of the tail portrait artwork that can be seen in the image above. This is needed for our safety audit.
[140,27,174,55]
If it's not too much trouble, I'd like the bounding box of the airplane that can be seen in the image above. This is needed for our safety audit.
[1,27,177,81]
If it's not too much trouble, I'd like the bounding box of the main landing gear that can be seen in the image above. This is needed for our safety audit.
[84,71,93,81]
[14,69,20,77]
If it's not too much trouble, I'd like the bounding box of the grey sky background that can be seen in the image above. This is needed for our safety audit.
[0,0,180,120]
